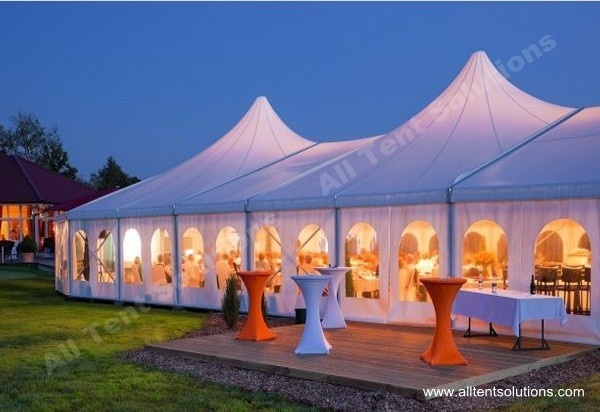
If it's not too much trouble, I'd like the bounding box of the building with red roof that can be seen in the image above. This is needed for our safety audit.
[0,154,100,251]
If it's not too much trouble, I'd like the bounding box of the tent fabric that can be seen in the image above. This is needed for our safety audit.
[60,50,600,343]
[249,51,575,210]
[454,199,600,344]
[451,106,600,201]
[0,154,97,204]
[175,137,378,215]
[69,51,581,218]
[68,96,316,220]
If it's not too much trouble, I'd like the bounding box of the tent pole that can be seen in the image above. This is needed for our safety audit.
[116,217,122,303]
[447,187,455,278]
[173,212,181,307]
[334,207,341,266]
[67,220,73,296]
[244,201,251,271]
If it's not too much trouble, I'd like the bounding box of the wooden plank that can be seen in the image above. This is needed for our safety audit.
[148,321,596,401]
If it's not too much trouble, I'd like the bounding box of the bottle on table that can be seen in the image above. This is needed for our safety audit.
[530,275,536,295]
[491,276,498,293]
[478,270,483,290]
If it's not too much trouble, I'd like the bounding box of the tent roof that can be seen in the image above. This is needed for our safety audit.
[175,136,379,214]
[68,96,316,219]
[451,106,600,201]
[0,154,97,206]
[249,51,575,210]
[68,51,594,220]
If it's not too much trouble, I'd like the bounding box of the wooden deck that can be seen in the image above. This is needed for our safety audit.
[148,321,596,400]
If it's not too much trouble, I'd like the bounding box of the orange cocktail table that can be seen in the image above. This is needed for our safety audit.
[236,271,276,341]
[420,277,468,366]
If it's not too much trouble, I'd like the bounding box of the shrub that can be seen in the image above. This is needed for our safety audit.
[221,273,241,329]
[18,235,37,254]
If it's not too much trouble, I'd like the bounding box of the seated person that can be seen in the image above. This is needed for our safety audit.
[299,254,318,275]
[183,254,203,287]
[151,254,171,285]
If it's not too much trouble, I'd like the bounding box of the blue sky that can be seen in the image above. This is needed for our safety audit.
[1,2,599,180]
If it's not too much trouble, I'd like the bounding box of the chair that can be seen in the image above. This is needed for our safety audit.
[561,266,583,314]
[536,266,559,296]
[10,242,18,261]
[580,267,591,315]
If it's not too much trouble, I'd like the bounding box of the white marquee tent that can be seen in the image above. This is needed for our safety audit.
[57,51,599,343]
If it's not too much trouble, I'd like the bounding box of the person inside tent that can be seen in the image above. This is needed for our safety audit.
[134,256,142,282]
[255,252,269,271]
[126,256,142,283]
[299,254,318,275]
[152,254,172,285]
[183,253,204,287]
[216,253,231,289]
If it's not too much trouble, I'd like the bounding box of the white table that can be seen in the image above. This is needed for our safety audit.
[452,289,568,350]
[315,266,350,329]
[292,275,333,355]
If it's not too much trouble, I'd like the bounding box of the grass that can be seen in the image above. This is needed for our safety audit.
[499,375,600,412]
[0,266,314,412]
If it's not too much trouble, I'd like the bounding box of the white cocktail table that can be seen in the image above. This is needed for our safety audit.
[315,266,350,329]
[292,275,333,355]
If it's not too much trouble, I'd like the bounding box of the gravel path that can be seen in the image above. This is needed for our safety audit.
[124,314,600,411]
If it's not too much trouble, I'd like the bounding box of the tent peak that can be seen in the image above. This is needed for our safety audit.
[471,50,489,57]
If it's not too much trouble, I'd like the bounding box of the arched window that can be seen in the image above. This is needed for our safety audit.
[215,226,241,290]
[151,228,172,285]
[535,219,591,316]
[462,220,507,288]
[254,226,282,293]
[97,230,115,283]
[297,224,329,276]
[398,221,439,302]
[181,228,205,288]
[74,230,89,281]
[123,229,142,284]
[345,222,379,299]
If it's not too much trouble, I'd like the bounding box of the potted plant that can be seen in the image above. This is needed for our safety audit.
[18,235,37,263]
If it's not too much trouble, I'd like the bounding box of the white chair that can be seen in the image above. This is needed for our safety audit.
[10,242,19,261]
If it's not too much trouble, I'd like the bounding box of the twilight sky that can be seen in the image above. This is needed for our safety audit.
[1,2,599,180]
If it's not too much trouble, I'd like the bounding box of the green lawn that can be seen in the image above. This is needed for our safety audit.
[500,376,600,412]
[0,267,313,412]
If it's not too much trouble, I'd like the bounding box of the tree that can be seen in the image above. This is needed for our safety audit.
[89,156,140,190]
[0,113,78,179]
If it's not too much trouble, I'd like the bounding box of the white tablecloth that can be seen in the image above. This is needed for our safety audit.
[452,289,568,336]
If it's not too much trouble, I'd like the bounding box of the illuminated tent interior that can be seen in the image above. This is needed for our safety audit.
[57,51,599,344]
